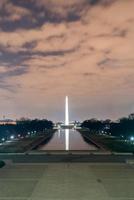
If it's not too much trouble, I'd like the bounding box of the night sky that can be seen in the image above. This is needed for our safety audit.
[0,0,134,121]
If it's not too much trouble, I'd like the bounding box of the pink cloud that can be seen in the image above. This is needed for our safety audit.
[0,0,134,120]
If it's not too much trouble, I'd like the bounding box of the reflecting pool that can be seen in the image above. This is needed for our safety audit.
[39,129,97,151]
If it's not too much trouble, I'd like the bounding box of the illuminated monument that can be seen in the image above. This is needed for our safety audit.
[65,96,69,126]
[64,96,74,128]
[65,96,69,150]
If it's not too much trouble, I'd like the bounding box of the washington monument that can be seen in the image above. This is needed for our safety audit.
[65,96,69,150]
[65,96,69,126]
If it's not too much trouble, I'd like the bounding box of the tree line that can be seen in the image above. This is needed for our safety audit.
[0,118,53,140]
[81,113,134,138]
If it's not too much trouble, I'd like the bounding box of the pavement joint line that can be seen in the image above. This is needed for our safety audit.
[0,198,28,199]
[0,178,39,181]
[14,163,49,165]
[95,178,134,180]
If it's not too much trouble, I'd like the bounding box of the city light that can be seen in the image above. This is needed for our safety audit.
[1,138,5,142]
[130,136,134,141]
[10,135,15,140]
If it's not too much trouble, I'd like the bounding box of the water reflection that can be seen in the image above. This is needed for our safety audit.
[58,129,61,138]
[38,128,98,151]
[65,129,69,151]
[34,133,54,150]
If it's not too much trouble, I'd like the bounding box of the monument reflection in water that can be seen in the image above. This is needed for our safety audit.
[39,96,97,151]
[65,129,69,151]
[57,128,69,150]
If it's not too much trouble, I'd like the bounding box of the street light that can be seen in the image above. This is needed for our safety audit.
[10,135,15,140]
[130,136,134,141]
[1,138,5,142]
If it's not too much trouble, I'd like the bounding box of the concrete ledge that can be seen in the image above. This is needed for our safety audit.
[3,159,13,165]
[126,159,134,164]
[0,151,133,156]
[0,153,134,163]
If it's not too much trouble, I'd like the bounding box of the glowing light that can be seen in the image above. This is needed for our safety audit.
[1,138,5,142]
[58,129,61,138]
[65,129,69,151]
[65,96,69,125]
[130,136,134,141]
[10,135,15,140]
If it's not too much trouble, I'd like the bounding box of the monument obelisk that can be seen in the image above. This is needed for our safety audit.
[65,96,69,126]
[65,96,69,150]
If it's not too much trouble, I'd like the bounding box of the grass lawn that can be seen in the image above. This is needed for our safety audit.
[0,130,55,153]
[79,129,134,153]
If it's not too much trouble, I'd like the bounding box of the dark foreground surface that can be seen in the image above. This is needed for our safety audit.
[0,162,134,200]
[0,152,134,163]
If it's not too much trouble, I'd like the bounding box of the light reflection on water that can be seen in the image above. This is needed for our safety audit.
[39,128,97,151]
[65,129,69,151]
[58,129,61,138]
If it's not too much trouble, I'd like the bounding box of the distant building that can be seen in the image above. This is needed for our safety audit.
[0,119,16,125]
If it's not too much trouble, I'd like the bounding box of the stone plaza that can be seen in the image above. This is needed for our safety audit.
[0,162,134,200]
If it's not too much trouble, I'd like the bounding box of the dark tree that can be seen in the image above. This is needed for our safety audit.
[0,118,54,140]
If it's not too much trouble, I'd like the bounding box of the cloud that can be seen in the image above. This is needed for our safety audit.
[0,65,27,93]
[0,65,28,80]
[30,0,116,24]
[0,81,20,93]
[0,0,116,32]
[0,0,134,119]
[0,46,29,66]
[83,72,97,76]
[0,0,85,31]
[0,41,78,68]
[97,58,134,70]
[4,3,31,21]
[0,1,33,31]
[32,0,87,21]
[0,0,8,8]
[22,41,37,50]
[5,67,28,77]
